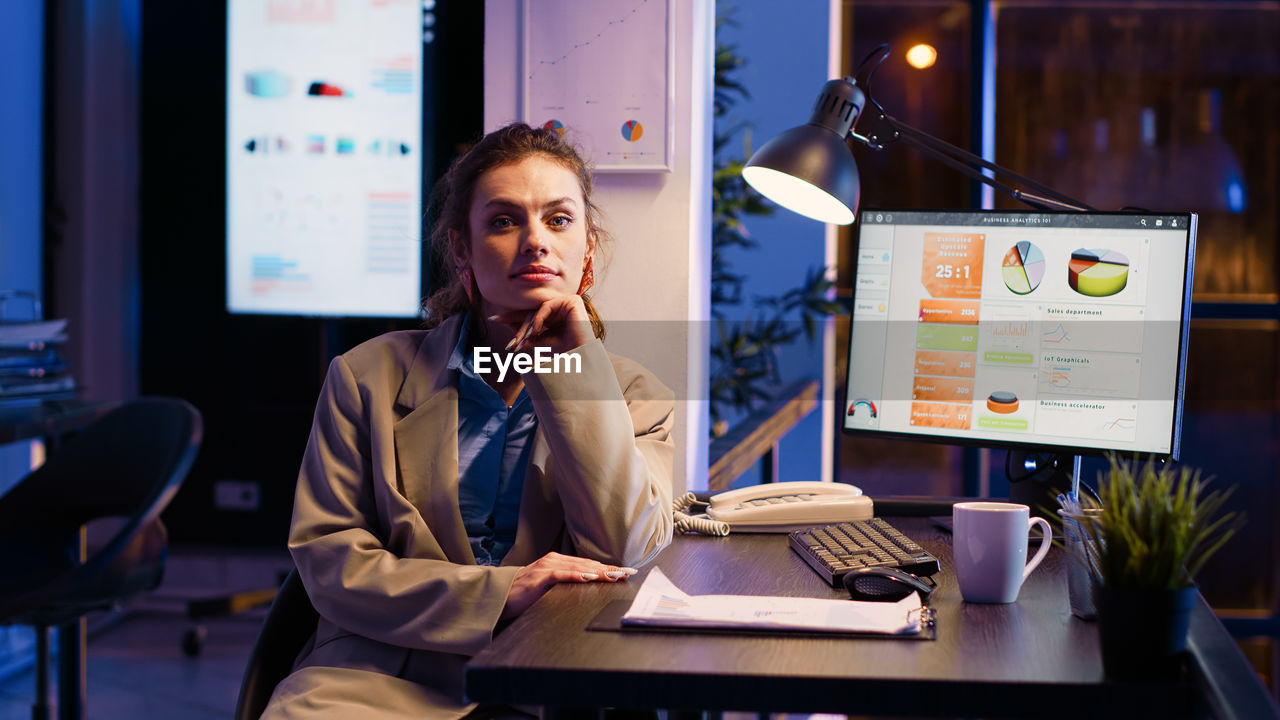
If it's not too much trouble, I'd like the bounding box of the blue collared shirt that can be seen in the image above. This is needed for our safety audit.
[447,317,538,566]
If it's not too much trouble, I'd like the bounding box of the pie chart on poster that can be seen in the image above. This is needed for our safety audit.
[621,120,643,142]
[1001,241,1045,295]
[1069,248,1129,297]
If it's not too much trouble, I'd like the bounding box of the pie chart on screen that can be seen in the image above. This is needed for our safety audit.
[1069,248,1129,297]
[621,120,643,142]
[1002,241,1045,295]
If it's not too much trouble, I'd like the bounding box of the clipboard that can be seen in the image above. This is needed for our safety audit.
[587,599,937,641]
[596,569,936,641]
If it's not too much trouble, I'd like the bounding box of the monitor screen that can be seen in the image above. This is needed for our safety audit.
[843,209,1196,460]
[225,0,426,317]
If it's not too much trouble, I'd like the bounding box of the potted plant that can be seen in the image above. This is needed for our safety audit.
[1062,453,1244,681]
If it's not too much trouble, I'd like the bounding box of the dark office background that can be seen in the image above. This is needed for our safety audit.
[134,1,484,546]
[3,0,1276,697]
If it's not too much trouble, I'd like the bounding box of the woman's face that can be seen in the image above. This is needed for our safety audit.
[456,154,593,318]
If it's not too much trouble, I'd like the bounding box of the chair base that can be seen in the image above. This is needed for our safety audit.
[33,624,50,720]
[182,582,282,657]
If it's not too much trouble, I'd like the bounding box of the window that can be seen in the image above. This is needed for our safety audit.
[838,0,1280,689]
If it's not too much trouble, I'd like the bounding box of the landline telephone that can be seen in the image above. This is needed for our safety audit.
[675,481,874,534]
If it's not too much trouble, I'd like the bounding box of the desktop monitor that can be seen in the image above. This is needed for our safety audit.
[843,209,1197,470]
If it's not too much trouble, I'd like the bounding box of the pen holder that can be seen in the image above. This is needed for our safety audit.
[1061,514,1097,620]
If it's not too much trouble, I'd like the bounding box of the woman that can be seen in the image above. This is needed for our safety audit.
[262,123,675,719]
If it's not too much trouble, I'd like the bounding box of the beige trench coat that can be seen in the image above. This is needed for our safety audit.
[262,315,674,719]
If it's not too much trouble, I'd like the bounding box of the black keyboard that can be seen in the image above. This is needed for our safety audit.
[788,518,941,586]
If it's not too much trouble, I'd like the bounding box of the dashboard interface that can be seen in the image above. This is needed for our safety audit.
[843,210,1196,458]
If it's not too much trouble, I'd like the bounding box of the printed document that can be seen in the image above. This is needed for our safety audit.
[621,569,925,635]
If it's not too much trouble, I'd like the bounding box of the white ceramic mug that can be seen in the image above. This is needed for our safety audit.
[953,502,1053,604]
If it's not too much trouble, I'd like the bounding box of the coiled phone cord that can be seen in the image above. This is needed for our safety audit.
[672,492,730,536]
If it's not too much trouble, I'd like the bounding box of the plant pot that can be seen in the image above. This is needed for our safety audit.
[1092,583,1197,682]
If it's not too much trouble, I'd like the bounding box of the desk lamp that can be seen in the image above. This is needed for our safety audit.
[741,46,1095,223]
[740,47,1099,506]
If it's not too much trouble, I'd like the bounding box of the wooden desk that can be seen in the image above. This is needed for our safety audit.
[466,518,1279,719]
[0,399,113,447]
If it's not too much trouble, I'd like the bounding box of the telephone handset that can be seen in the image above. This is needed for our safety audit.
[704,481,874,533]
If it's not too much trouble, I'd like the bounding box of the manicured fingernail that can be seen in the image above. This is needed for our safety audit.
[580,572,599,581]
[506,330,525,351]
[621,567,638,575]
[605,571,627,579]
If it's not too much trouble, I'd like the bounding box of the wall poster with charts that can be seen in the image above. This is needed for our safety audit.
[521,0,674,172]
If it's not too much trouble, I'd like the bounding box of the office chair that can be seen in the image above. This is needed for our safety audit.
[234,567,318,720]
[0,397,202,720]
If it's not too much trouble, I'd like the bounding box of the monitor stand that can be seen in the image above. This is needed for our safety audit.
[1008,452,1082,519]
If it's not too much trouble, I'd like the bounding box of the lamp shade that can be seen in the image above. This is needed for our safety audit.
[743,125,860,225]
[742,77,866,225]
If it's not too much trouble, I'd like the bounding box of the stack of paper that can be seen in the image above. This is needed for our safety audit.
[621,569,926,635]
[0,319,75,406]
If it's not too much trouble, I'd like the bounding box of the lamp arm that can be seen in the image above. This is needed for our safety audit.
[854,112,1095,213]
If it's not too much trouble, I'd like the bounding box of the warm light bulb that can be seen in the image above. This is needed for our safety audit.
[906,44,937,69]
[742,166,855,225]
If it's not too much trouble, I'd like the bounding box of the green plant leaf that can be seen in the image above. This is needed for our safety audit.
[1062,453,1244,590]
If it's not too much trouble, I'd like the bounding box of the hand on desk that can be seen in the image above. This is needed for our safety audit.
[502,551,637,620]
